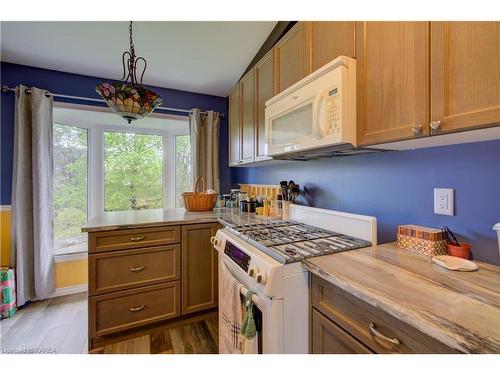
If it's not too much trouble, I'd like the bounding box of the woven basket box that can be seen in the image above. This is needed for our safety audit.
[397,225,448,257]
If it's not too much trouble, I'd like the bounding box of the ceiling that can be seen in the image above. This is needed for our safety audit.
[0,21,277,97]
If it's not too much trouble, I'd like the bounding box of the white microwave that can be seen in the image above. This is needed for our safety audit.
[265,56,358,160]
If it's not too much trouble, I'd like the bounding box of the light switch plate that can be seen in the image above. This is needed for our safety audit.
[434,188,454,216]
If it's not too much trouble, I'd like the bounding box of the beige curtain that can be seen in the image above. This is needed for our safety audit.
[11,85,55,306]
[189,109,220,192]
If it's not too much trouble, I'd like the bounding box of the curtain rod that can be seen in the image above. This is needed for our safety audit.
[1,85,224,118]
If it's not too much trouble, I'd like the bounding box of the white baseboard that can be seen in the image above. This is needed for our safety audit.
[51,284,88,298]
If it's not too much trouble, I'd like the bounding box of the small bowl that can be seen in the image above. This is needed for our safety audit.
[447,243,471,259]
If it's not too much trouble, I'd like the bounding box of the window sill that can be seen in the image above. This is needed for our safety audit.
[54,237,88,263]
[54,252,88,263]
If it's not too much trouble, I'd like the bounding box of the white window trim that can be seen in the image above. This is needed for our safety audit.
[53,101,190,224]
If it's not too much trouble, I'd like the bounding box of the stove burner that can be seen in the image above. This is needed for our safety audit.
[225,219,372,264]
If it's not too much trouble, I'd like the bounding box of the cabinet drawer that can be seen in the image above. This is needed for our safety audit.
[311,275,456,353]
[89,245,180,295]
[90,282,180,337]
[312,308,373,354]
[89,226,180,253]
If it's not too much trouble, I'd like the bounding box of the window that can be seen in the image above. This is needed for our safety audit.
[104,131,164,211]
[53,123,89,255]
[52,105,191,256]
[175,134,192,208]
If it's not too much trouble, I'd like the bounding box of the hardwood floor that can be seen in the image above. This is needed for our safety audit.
[103,318,218,354]
[0,293,219,354]
[0,292,88,354]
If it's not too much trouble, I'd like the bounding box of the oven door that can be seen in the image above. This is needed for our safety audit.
[218,255,284,354]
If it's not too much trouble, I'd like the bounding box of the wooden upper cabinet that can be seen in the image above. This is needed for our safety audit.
[255,49,275,162]
[356,22,430,146]
[274,22,311,93]
[181,223,220,315]
[228,83,241,166]
[240,69,256,164]
[430,22,500,133]
[310,22,356,72]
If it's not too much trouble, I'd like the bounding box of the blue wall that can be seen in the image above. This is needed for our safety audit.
[1,61,229,204]
[233,140,500,264]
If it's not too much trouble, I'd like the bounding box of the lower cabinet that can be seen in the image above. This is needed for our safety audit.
[90,282,181,337]
[181,223,221,314]
[312,309,373,354]
[87,222,221,351]
[310,274,457,354]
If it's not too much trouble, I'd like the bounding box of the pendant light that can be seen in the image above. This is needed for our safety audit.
[96,21,163,123]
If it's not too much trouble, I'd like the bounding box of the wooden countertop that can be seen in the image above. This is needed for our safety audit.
[303,243,500,353]
[81,208,272,232]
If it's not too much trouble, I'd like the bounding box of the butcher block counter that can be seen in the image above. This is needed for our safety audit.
[303,243,500,354]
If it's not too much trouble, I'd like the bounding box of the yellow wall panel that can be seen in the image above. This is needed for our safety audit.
[2,208,88,289]
[1,210,11,267]
[55,260,88,288]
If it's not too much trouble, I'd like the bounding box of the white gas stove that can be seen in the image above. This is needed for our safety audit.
[212,204,377,354]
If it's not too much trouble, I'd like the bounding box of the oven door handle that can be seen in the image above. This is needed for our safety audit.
[220,258,266,308]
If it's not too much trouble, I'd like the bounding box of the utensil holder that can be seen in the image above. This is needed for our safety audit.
[282,201,291,219]
[447,243,471,259]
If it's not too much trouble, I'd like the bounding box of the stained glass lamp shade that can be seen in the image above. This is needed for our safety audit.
[96,22,163,124]
[96,82,163,123]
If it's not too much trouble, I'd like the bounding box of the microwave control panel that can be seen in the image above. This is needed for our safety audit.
[326,87,340,135]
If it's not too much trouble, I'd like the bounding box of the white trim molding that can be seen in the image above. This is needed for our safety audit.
[51,283,88,298]
[0,205,12,211]
[54,252,88,263]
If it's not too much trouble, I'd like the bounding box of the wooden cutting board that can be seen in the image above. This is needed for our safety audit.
[432,255,479,271]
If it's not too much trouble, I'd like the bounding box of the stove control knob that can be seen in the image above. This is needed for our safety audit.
[210,236,221,247]
[248,267,258,278]
[256,272,267,285]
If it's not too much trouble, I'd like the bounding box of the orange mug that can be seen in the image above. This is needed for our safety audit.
[447,243,471,259]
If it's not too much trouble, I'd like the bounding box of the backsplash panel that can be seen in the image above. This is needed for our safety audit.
[233,140,500,264]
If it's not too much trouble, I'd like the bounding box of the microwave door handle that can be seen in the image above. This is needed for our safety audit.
[313,93,324,140]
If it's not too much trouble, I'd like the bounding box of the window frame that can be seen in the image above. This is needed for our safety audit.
[53,102,190,223]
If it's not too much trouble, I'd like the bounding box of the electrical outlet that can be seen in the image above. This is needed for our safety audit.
[434,188,454,216]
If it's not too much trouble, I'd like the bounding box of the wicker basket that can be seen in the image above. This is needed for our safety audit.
[182,176,217,212]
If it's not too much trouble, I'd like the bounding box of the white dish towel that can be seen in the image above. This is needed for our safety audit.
[219,260,259,354]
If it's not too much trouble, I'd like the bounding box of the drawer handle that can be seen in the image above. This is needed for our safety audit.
[129,235,145,242]
[130,305,145,312]
[130,265,145,272]
[369,323,400,346]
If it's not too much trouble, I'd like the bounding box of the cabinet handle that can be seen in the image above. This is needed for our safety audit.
[130,265,145,272]
[430,120,441,131]
[411,124,423,135]
[130,305,145,312]
[129,235,145,242]
[369,323,400,346]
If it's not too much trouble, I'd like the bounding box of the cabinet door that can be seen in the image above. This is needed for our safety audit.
[356,22,430,146]
[240,69,256,164]
[311,21,355,72]
[274,22,311,93]
[228,83,241,166]
[255,49,275,162]
[312,309,373,354]
[181,223,220,315]
[431,22,500,133]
